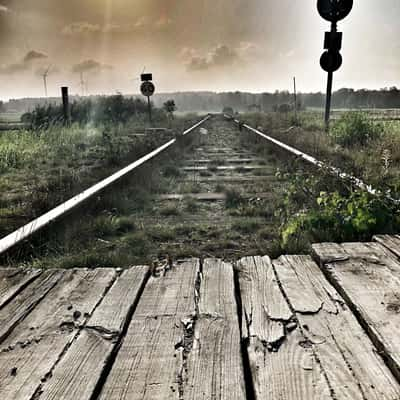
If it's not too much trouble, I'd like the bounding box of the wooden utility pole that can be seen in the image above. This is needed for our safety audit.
[61,87,70,125]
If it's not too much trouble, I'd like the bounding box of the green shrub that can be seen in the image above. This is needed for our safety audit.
[281,190,400,249]
[21,95,151,129]
[330,112,383,147]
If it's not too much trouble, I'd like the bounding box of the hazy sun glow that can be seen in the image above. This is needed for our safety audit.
[0,0,399,100]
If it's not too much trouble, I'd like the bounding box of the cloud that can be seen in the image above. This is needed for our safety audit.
[62,22,101,35]
[0,62,28,75]
[62,17,173,36]
[185,45,239,71]
[72,59,112,73]
[24,50,48,63]
[0,50,48,75]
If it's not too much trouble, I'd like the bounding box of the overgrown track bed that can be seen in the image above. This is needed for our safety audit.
[1,115,292,268]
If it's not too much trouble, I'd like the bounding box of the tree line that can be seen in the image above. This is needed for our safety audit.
[2,88,400,114]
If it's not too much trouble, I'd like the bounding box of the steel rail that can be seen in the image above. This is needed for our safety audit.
[0,114,212,255]
[225,114,399,204]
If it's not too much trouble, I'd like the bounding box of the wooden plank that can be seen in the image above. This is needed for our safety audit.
[237,256,332,399]
[183,259,246,399]
[35,266,149,400]
[237,256,292,347]
[0,268,42,309]
[274,255,400,400]
[374,234,400,258]
[312,241,400,381]
[0,270,62,343]
[0,268,116,400]
[98,260,199,400]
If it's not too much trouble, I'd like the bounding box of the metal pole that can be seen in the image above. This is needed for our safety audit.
[324,22,337,131]
[147,96,152,125]
[325,71,333,131]
[293,76,297,122]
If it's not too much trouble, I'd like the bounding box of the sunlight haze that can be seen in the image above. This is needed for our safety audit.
[0,0,399,99]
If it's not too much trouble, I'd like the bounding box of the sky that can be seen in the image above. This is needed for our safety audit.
[0,0,399,100]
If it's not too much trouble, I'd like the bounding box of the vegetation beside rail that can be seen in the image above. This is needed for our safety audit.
[0,96,197,239]
[240,110,400,253]
[2,106,400,267]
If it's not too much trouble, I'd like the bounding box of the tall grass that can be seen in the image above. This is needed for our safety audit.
[0,125,103,173]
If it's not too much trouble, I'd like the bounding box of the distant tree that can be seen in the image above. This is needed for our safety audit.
[0,101,4,113]
[223,106,234,115]
[278,103,292,113]
[163,100,176,127]
[163,100,177,119]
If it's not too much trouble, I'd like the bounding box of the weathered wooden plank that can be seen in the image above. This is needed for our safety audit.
[313,241,400,381]
[237,256,332,399]
[237,256,292,346]
[35,266,149,400]
[0,268,42,309]
[0,270,62,343]
[274,255,400,400]
[374,234,400,258]
[98,260,199,400]
[0,268,116,400]
[183,259,246,399]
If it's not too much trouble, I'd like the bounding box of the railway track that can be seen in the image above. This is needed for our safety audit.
[0,114,290,266]
[1,114,400,399]
[1,113,395,267]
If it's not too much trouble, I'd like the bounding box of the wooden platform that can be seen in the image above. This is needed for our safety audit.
[1,235,400,399]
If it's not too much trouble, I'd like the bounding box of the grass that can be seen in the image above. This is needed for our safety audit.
[184,196,200,213]
[0,111,206,266]
[180,182,202,194]
[215,183,226,192]
[159,204,181,216]
[147,226,176,241]
[240,110,400,193]
[231,219,262,234]
[164,165,181,178]
[225,189,244,208]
